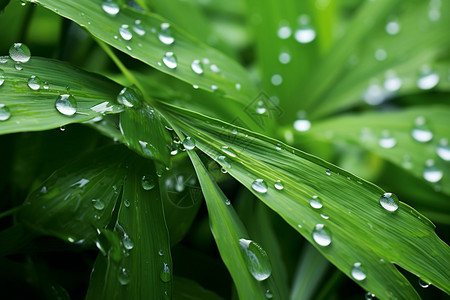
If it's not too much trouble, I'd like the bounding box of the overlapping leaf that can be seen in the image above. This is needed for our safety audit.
[161,103,450,299]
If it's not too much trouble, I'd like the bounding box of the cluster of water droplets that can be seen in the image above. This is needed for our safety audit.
[277,15,316,44]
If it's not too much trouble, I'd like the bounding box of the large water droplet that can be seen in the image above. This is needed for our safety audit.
[423,160,443,183]
[309,195,323,209]
[191,59,204,75]
[163,52,177,69]
[142,175,156,190]
[0,104,11,121]
[378,131,396,149]
[312,224,331,247]
[239,238,272,281]
[0,68,5,86]
[102,1,120,16]
[9,43,31,63]
[379,192,399,212]
[351,262,367,281]
[119,24,133,40]
[92,198,105,210]
[122,235,134,250]
[274,180,284,190]
[294,15,316,44]
[118,267,130,285]
[158,23,175,45]
[117,87,141,108]
[252,179,268,194]
[55,94,77,116]
[182,137,195,150]
[160,263,171,282]
[417,67,439,90]
[436,139,450,161]
[27,75,42,90]
[294,111,311,132]
[132,20,146,36]
[411,117,433,143]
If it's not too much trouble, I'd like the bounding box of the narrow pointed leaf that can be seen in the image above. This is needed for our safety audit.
[31,0,257,102]
[0,56,123,135]
[161,103,450,299]
[86,157,172,299]
[173,276,225,300]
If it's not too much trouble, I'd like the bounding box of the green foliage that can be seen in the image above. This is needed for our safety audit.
[0,0,449,299]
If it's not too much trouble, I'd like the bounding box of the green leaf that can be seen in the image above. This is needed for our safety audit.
[307,106,450,196]
[86,156,172,299]
[0,56,123,135]
[17,146,129,244]
[173,276,225,300]
[32,0,257,103]
[0,0,10,11]
[161,103,450,299]
[183,149,272,299]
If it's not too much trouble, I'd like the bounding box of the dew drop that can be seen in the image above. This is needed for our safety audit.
[92,199,105,210]
[221,146,236,157]
[124,199,130,207]
[309,195,323,209]
[252,179,268,194]
[418,279,430,288]
[423,160,443,183]
[411,117,433,143]
[27,75,42,90]
[271,74,283,86]
[218,155,231,169]
[312,224,331,247]
[265,289,273,299]
[351,262,367,281]
[384,71,402,92]
[158,249,165,256]
[374,48,387,61]
[235,83,241,90]
[142,175,156,190]
[119,24,132,40]
[417,67,439,90]
[274,180,284,190]
[436,139,450,161]
[210,64,220,73]
[294,15,316,44]
[0,104,12,121]
[101,1,120,16]
[122,235,134,250]
[191,59,204,75]
[0,68,5,86]
[378,131,396,149]
[379,192,399,212]
[365,292,376,300]
[277,25,292,39]
[117,87,141,108]
[279,52,291,64]
[363,83,387,105]
[55,94,77,116]
[160,263,171,282]
[385,20,400,35]
[239,238,272,281]
[326,169,331,176]
[182,136,195,150]
[158,23,175,45]
[255,100,266,114]
[15,63,23,71]
[9,43,31,63]
[118,267,130,285]
[294,119,311,132]
[132,20,146,36]
[163,52,177,69]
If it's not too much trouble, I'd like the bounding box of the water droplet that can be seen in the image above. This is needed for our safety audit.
[117,87,141,108]
[139,140,154,157]
[221,146,236,157]
[14,63,23,71]
[363,83,387,105]
[379,192,399,212]
[418,279,430,288]
[0,69,5,86]
[374,48,387,61]
[160,263,171,282]
[142,175,156,190]
[101,1,120,16]
[325,169,331,176]
[158,249,165,256]
[239,238,272,281]
[385,20,400,35]
[158,23,175,45]
[55,94,77,116]
[210,64,220,73]
[378,131,396,149]
[27,75,41,90]
[124,199,130,207]
[417,67,439,90]
[251,179,268,194]
[436,139,450,161]
[218,155,231,169]
[118,267,130,285]
[123,235,134,250]
[320,213,329,219]
[0,58,7,64]
[274,180,284,190]
[265,289,273,298]
[365,292,376,300]
[182,136,195,150]
[295,15,316,44]
[309,195,323,209]
[351,262,367,281]
[411,117,433,143]
[294,118,311,132]
[132,20,146,36]
[277,25,292,39]
[255,100,266,114]
[163,52,177,69]
[191,59,204,75]
[279,52,291,64]
[92,199,105,210]
[271,74,283,86]
[235,83,241,90]
[423,160,443,183]
[119,24,132,40]
[9,43,31,63]
[384,71,402,92]
[312,224,331,246]
[0,104,11,121]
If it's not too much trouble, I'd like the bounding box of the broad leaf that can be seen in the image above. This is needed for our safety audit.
[161,103,450,299]
[31,0,257,103]
[86,157,172,299]
[0,56,123,135]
